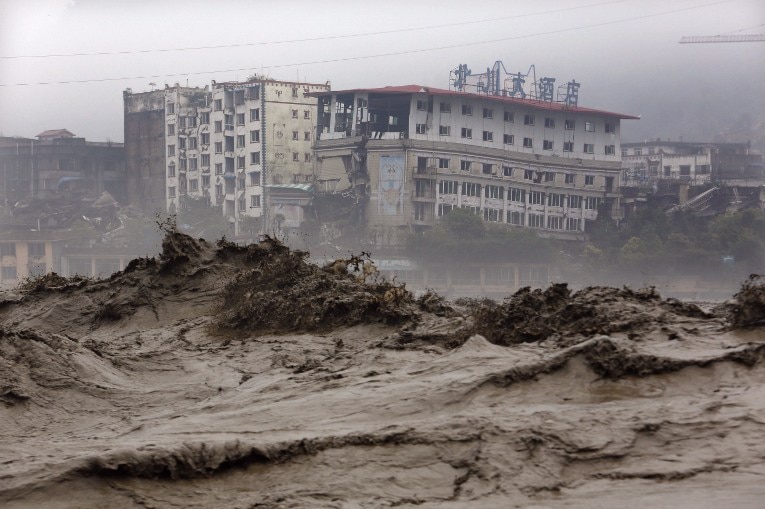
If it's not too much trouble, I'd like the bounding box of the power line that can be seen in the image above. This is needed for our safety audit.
[0,0,737,88]
[0,0,632,60]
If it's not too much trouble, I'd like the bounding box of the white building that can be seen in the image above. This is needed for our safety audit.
[621,141,714,187]
[125,78,329,236]
[313,85,637,246]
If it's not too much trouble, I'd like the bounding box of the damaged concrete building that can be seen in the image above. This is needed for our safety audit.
[123,78,329,236]
[311,84,637,247]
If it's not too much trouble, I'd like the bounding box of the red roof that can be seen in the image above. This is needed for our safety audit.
[315,84,639,120]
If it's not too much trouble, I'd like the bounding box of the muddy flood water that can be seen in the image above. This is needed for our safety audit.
[2,232,764,508]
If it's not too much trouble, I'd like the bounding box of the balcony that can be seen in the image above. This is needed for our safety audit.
[412,166,437,179]
[412,189,436,202]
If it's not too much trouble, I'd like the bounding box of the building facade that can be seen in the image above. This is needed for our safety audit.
[312,85,637,247]
[0,131,125,207]
[123,79,329,236]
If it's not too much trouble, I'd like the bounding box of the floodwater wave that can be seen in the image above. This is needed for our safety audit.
[1,232,764,508]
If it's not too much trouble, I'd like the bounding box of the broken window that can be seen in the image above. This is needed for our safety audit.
[509,188,525,202]
[605,145,616,155]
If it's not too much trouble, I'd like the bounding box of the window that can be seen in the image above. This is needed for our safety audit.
[237,176,245,190]
[236,113,245,126]
[0,242,16,257]
[438,158,450,169]
[697,164,710,174]
[190,179,199,192]
[202,175,210,188]
[565,218,580,231]
[529,191,543,205]
[214,142,222,154]
[504,111,514,123]
[189,137,198,150]
[484,208,501,222]
[503,166,513,177]
[28,242,45,258]
[509,187,525,202]
[482,163,493,175]
[461,128,472,139]
[462,182,480,196]
[416,100,428,111]
[250,130,260,142]
[292,131,299,141]
[167,144,175,156]
[201,133,210,145]
[304,110,310,120]
[251,195,261,207]
[292,87,299,98]
[544,118,555,128]
[439,125,451,136]
[680,165,691,176]
[200,154,209,167]
[1,266,17,280]
[565,174,575,184]
[460,160,471,171]
[239,197,246,212]
[585,175,595,185]
[440,102,451,113]
[523,137,533,148]
[648,147,655,155]
[167,103,175,114]
[438,204,455,217]
[215,183,223,196]
[224,114,234,129]
[543,140,554,150]
[189,157,198,171]
[293,152,299,162]
[305,153,311,162]
[605,122,616,134]
[168,186,176,198]
[178,116,187,129]
[250,108,260,121]
[167,162,175,177]
[585,196,599,210]
[167,124,175,136]
[503,134,515,145]
[524,114,535,125]
[485,185,503,199]
[291,109,298,119]
[567,195,582,208]
[215,163,223,175]
[416,124,427,134]
[250,152,260,164]
[564,119,575,130]
[214,99,222,111]
[188,116,198,128]
[548,193,564,207]
[563,141,574,152]
[523,169,534,180]
[214,121,222,133]
[605,145,616,155]
[622,149,628,157]
[508,211,524,225]
[462,104,472,115]
[528,213,544,228]
[482,131,493,142]
[664,166,671,176]
[439,180,458,194]
[304,131,311,141]
[237,156,246,169]
[545,171,556,182]
[249,171,261,186]
[178,137,187,149]
[547,216,563,230]
[237,135,246,148]
[482,108,493,119]
[179,158,187,171]
[585,121,595,132]
[584,143,594,154]
[200,112,210,124]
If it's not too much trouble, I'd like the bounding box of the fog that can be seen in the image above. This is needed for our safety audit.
[1,0,764,146]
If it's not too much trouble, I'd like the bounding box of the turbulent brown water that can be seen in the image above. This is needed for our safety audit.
[1,232,764,508]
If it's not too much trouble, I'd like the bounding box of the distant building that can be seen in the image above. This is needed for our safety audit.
[123,78,329,236]
[311,85,637,247]
[0,131,125,206]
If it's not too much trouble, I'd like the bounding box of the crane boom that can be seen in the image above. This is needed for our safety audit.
[679,34,765,43]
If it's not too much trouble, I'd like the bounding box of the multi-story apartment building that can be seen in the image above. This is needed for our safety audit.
[0,130,125,205]
[312,85,637,247]
[622,140,763,187]
[124,78,329,235]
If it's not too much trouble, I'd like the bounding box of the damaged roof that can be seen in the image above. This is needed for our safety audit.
[311,84,639,119]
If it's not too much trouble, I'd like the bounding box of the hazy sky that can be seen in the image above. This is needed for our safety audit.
[1,0,763,143]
